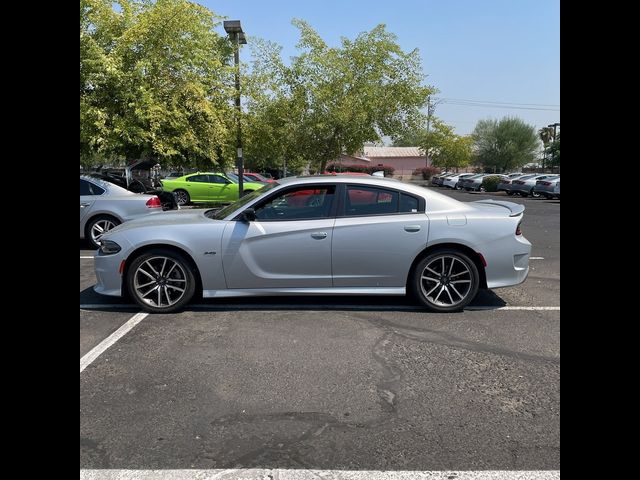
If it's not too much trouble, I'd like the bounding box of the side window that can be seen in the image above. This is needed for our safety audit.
[345,186,399,216]
[253,185,336,221]
[80,179,92,196]
[80,179,105,196]
[186,175,207,183]
[399,193,419,213]
[209,175,228,184]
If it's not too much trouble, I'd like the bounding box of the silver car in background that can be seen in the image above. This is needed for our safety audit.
[511,174,557,197]
[496,173,526,195]
[80,175,165,248]
[442,173,475,189]
[533,176,560,199]
[94,176,531,314]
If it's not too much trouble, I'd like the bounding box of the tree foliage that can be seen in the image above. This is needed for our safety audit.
[472,117,540,172]
[80,0,235,168]
[547,132,560,167]
[244,21,434,172]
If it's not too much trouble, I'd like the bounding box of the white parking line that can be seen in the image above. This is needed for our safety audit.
[80,304,559,312]
[530,257,545,260]
[80,469,560,479]
[80,312,148,373]
[80,256,94,259]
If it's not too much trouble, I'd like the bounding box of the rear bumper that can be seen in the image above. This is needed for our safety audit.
[483,235,532,289]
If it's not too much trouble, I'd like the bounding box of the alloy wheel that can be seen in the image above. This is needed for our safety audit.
[420,255,473,307]
[91,219,117,245]
[133,256,188,308]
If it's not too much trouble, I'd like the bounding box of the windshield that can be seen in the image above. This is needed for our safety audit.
[211,183,278,220]
[226,172,256,184]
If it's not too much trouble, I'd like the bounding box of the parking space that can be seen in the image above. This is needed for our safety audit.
[80,188,559,473]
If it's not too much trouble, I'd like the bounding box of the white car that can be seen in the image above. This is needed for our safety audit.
[443,173,475,189]
[94,176,532,313]
[80,175,165,248]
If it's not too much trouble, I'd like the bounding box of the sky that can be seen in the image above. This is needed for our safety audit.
[201,0,559,137]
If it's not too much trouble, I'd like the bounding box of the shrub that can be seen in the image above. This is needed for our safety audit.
[482,175,502,192]
[412,166,441,180]
[326,164,396,176]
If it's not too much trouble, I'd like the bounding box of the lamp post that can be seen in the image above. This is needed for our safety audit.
[547,123,560,172]
[224,20,247,197]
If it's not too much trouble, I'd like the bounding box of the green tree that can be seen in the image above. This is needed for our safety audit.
[472,117,540,172]
[547,132,560,168]
[80,0,235,168]
[245,20,433,172]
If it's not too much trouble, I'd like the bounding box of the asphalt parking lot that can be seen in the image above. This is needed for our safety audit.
[80,187,559,477]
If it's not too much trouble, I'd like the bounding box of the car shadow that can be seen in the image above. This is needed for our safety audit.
[80,285,507,312]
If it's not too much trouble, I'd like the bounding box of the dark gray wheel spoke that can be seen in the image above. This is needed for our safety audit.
[449,283,464,299]
[421,275,439,282]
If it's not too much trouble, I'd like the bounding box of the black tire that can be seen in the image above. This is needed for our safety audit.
[126,248,197,313]
[530,188,541,198]
[85,215,121,249]
[174,189,190,206]
[506,191,514,196]
[411,249,480,312]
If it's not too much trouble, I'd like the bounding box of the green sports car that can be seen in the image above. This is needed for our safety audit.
[160,172,265,205]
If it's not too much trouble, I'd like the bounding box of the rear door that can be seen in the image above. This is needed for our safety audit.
[221,184,337,288]
[208,174,235,201]
[332,185,429,287]
[80,178,105,221]
[184,174,210,201]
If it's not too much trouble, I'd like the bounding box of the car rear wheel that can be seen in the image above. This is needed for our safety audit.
[174,189,190,206]
[412,249,480,312]
[127,249,197,313]
[530,188,541,198]
[86,215,121,249]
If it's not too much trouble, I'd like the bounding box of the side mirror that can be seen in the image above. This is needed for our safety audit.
[241,208,256,222]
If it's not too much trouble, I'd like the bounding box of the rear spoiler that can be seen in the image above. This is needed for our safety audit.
[472,199,525,217]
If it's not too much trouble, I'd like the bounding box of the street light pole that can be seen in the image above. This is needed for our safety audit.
[224,21,247,197]
[547,123,560,172]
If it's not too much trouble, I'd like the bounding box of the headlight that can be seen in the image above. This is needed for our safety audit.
[99,239,121,255]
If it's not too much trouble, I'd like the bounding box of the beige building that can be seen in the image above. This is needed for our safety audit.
[336,146,428,177]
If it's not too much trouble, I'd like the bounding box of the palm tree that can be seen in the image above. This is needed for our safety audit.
[538,127,554,170]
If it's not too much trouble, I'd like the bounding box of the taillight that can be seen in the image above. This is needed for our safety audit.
[146,196,162,208]
[504,180,511,184]
[516,222,522,235]
[541,181,551,186]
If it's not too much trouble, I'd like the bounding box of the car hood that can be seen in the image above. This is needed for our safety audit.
[109,210,221,234]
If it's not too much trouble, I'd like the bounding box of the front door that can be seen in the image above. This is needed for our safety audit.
[221,184,337,289]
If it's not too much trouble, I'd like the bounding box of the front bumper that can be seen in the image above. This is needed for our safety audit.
[93,250,127,297]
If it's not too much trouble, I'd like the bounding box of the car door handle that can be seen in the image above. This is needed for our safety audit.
[311,232,328,239]
[404,225,421,232]
[80,202,91,208]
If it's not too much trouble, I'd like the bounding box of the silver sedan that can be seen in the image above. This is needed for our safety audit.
[94,176,531,313]
[80,175,165,248]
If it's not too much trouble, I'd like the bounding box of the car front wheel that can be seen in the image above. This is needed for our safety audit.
[412,249,480,312]
[127,249,197,313]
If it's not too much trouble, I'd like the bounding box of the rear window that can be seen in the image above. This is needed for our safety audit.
[80,179,105,196]
[344,186,421,216]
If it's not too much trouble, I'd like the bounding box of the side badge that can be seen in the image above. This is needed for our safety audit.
[204,251,217,255]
